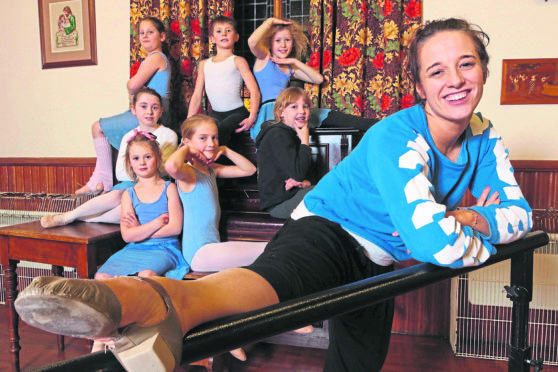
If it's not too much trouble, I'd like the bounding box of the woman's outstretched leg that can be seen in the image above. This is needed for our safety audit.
[40,190,123,228]
[15,270,277,371]
[16,268,279,338]
[76,121,114,194]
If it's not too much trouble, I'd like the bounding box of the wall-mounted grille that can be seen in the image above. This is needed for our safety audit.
[450,209,558,365]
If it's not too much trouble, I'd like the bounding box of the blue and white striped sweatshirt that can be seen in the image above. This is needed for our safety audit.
[303,104,532,268]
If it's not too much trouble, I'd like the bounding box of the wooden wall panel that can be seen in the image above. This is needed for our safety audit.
[513,160,558,210]
[0,165,8,191]
[0,158,95,195]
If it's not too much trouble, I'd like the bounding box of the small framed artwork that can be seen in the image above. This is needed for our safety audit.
[501,58,558,105]
[38,0,97,69]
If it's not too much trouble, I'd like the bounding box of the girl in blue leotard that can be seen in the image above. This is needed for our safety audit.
[165,114,268,361]
[165,114,267,273]
[248,18,377,140]
[76,17,172,194]
[94,132,187,280]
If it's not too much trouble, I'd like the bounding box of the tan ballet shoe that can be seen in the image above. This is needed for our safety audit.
[75,182,104,196]
[15,276,182,372]
[15,276,122,338]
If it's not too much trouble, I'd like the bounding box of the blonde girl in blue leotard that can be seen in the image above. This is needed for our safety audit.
[95,133,187,280]
[165,114,268,361]
[248,17,377,140]
[76,17,172,194]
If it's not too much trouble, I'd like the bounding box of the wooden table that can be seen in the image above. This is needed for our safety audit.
[0,221,125,372]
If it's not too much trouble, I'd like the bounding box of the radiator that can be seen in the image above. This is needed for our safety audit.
[450,209,558,365]
[0,192,95,304]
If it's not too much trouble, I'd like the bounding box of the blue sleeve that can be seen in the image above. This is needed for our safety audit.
[466,118,532,245]
[368,125,496,268]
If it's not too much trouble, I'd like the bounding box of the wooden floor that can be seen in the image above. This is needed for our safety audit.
[2,305,557,372]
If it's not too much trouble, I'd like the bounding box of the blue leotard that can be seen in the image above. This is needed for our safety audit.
[100,51,172,148]
[177,167,221,264]
[97,181,189,279]
[251,59,330,140]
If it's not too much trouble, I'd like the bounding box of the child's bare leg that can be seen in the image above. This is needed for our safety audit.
[40,190,123,228]
[191,242,267,272]
[79,204,121,224]
[294,325,314,333]
[76,121,114,194]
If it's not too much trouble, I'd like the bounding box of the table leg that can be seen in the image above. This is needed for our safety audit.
[51,265,65,352]
[5,259,21,372]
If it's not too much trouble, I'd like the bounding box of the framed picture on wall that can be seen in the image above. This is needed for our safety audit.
[38,0,97,69]
[501,58,558,105]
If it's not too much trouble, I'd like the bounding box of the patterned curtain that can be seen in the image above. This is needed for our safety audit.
[130,0,234,133]
[307,0,422,119]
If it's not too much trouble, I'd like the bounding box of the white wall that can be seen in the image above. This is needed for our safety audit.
[423,0,558,160]
[1,1,556,159]
[0,1,129,157]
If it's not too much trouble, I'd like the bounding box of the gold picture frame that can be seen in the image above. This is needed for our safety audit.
[501,58,558,105]
[38,0,97,69]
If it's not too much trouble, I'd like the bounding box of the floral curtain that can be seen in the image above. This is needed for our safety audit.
[307,0,422,119]
[130,0,234,133]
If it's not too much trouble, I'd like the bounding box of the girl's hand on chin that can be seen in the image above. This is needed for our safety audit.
[187,146,210,164]
[208,146,226,164]
[294,123,309,138]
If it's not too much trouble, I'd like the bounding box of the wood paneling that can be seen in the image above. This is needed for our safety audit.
[512,160,558,209]
[0,158,95,194]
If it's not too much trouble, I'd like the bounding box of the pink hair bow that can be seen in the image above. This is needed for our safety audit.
[127,128,157,143]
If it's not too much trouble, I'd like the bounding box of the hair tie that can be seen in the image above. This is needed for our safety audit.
[127,129,157,143]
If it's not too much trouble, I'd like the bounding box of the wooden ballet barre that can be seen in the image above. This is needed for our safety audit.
[27,230,549,372]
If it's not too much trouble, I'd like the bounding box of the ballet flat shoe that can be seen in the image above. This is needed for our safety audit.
[16,276,183,372]
[15,276,122,338]
[111,277,183,372]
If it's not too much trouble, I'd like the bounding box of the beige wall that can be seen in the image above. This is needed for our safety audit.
[1,1,557,159]
[1,1,129,157]
[423,0,558,160]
